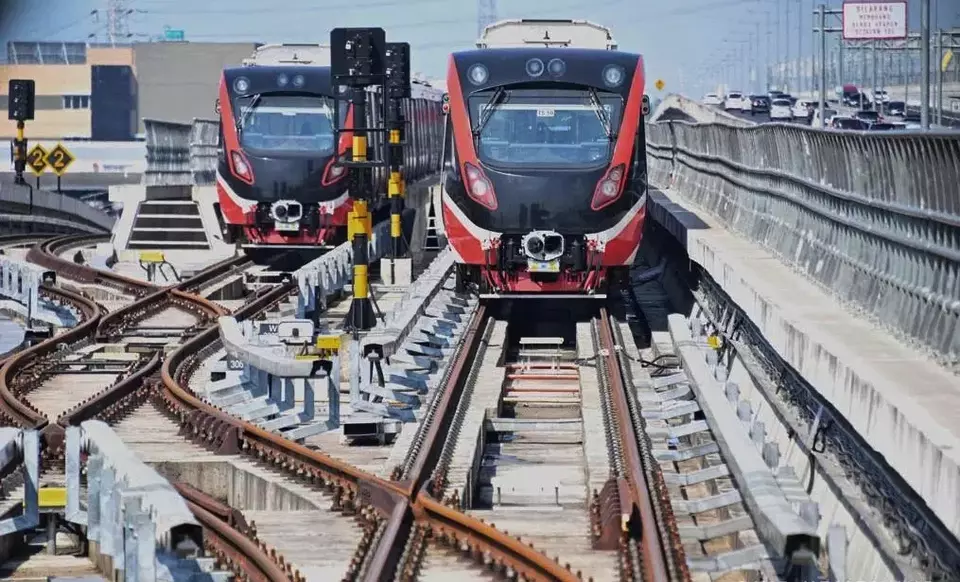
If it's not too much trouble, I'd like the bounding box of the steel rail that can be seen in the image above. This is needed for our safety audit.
[361,305,490,581]
[180,492,294,582]
[25,234,159,297]
[596,307,671,582]
[0,246,245,457]
[161,294,578,580]
[0,283,102,441]
[95,254,246,340]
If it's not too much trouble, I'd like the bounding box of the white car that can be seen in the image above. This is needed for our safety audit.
[739,95,753,113]
[792,99,813,119]
[702,93,723,106]
[770,99,793,121]
[873,89,890,103]
[724,92,745,110]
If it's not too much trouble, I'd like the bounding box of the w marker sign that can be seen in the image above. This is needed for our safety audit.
[842,1,907,40]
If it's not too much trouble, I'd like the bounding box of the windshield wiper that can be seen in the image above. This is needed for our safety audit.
[237,93,262,133]
[473,86,507,137]
[588,88,614,140]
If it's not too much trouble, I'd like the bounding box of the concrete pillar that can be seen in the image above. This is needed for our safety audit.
[87,454,103,543]
[99,464,116,557]
[46,513,57,555]
[135,511,156,582]
[827,525,847,582]
[65,426,86,525]
[302,378,316,421]
[123,497,142,581]
[349,341,361,403]
[21,430,38,524]
[327,353,340,427]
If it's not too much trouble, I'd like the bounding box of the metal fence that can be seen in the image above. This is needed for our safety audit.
[646,120,960,370]
[143,118,218,187]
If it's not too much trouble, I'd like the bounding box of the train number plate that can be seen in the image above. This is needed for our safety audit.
[274,221,299,232]
[527,259,560,273]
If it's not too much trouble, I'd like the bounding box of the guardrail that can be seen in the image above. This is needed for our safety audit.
[646,120,960,370]
[650,94,753,127]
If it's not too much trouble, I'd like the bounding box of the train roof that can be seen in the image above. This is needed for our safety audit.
[478,19,617,50]
[450,48,643,96]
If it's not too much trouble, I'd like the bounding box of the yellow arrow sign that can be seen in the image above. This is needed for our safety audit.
[655,79,665,91]
[942,50,954,73]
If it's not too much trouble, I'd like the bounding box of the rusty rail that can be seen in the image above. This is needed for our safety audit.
[0,284,102,445]
[95,254,246,340]
[0,244,244,458]
[174,480,296,582]
[595,308,677,582]
[161,291,580,580]
[25,234,158,297]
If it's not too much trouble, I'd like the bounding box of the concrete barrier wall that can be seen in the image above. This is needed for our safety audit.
[0,181,114,232]
[646,120,960,371]
[649,93,753,127]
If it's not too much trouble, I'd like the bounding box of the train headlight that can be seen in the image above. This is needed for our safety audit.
[591,163,626,211]
[230,150,254,184]
[547,58,566,77]
[322,158,348,186]
[234,76,251,94]
[293,74,305,88]
[525,58,545,78]
[463,162,497,210]
[467,64,489,86]
[277,73,289,87]
[602,65,625,88]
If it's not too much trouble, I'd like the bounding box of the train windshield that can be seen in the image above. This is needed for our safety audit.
[468,87,623,168]
[235,94,336,154]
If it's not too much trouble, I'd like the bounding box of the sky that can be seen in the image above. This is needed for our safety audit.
[1,0,957,98]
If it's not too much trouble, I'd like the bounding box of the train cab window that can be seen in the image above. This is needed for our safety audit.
[469,87,623,168]
[234,94,336,154]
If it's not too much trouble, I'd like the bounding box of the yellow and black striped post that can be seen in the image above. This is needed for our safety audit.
[345,89,376,331]
[385,98,407,288]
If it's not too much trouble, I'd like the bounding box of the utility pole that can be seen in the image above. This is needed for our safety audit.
[765,10,772,90]
[921,0,931,128]
[813,5,842,124]
[785,0,792,91]
[818,4,827,126]
[775,2,781,89]
[935,30,943,125]
[797,0,804,93]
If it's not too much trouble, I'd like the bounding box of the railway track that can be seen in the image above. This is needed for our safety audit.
[1,229,817,581]
[0,234,242,459]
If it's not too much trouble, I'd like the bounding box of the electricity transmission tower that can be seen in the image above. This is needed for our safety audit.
[106,0,131,44]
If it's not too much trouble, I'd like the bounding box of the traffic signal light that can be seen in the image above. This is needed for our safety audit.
[8,79,35,121]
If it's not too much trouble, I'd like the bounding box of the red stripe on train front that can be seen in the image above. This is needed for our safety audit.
[217,178,254,225]
[600,202,646,266]
[441,197,487,264]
